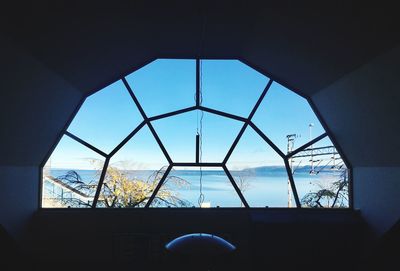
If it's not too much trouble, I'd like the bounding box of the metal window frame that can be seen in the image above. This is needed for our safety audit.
[39,57,353,210]
[238,58,353,208]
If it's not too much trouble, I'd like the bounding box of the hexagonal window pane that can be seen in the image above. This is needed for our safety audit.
[125,59,195,117]
[289,136,349,208]
[67,80,143,154]
[42,135,105,208]
[151,110,243,163]
[252,82,325,153]
[201,60,269,117]
[96,125,169,208]
[226,126,294,207]
[149,167,244,208]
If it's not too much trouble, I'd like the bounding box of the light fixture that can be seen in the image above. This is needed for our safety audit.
[165,233,236,257]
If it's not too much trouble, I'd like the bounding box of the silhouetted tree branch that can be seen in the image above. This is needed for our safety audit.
[301,171,348,208]
[52,162,191,208]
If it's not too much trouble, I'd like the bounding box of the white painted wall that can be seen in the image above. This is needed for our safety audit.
[313,46,400,235]
[312,46,400,167]
[353,167,400,235]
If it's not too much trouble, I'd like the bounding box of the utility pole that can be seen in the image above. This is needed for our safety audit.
[286,134,299,208]
[309,123,315,174]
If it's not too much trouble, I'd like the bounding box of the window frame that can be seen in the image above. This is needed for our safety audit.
[39,57,353,210]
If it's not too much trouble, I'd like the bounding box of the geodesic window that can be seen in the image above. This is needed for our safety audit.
[41,59,350,209]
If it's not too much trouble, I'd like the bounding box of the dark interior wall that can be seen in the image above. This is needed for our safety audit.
[353,167,400,235]
[0,35,82,238]
[0,166,38,238]
[0,7,399,269]
[0,34,83,166]
[22,209,363,271]
[312,46,400,167]
[1,34,399,242]
[1,36,399,241]
[312,46,400,234]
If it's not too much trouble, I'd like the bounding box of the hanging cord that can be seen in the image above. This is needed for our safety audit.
[197,60,205,207]
[195,10,207,207]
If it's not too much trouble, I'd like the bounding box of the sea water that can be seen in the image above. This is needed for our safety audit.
[45,167,346,208]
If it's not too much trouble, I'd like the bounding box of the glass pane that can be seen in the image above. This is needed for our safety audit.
[151,110,243,163]
[252,82,325,153]
[149,167,244,208]
[125,59,195,117]
[289,136,349,208]
[201,60,269,117]
[42,135,105,208]
[97,125,169,208]
[67,80,143,154]
[226,126,292,207]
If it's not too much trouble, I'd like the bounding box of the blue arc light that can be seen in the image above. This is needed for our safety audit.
[165,233,236,257]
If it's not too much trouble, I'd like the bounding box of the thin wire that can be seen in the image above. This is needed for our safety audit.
[196,10,207,207]
[198,59,204,207]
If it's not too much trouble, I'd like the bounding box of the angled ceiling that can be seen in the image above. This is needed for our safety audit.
[2,2,399,95]
[1,2,399,166]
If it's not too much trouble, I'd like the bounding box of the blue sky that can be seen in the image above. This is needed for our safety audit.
[47,59,328,170]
